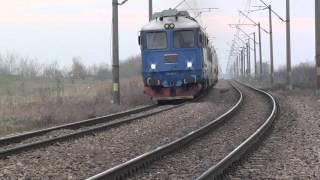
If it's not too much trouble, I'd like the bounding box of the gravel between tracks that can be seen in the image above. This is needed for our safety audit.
[226,89,320,179]
[0,105,173,150]
[0,81,237,180]
[129,82,272,180]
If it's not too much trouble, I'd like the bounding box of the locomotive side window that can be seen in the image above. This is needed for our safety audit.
[199,32,203,46]
[146,32,167,49]
[207,48,213,62]
[199,32,208,48]
[174,30,194,48]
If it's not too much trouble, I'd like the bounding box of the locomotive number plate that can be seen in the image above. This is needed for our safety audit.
[164,54,178,64]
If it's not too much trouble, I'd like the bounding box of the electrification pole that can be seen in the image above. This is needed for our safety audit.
[231,22,262,79]
[242,48,245,77]
[248,39,251,76]
[237,56,240,78]
[233,59,235,78]
[286,0,292,89]
[316,0,320,94]
[246,43,248,76]
[234,61,237,78]
[258,23,263,80]
[239,55,241,77]
[112,0,128,104]
[268,5,274,86]
[237,11,269,81]
[112,0,120,104]
[241,49,244,77]
[253,32,257,79]
[256,0,290,87]
[149,0,153,21]
[243,48,246,77]
[240,51,242,77]
[246,42,249,76]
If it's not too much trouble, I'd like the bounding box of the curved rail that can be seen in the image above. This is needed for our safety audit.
[86,84,243,180]
[196,81,278,180]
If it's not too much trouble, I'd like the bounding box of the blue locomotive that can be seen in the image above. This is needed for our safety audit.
[138,9,218,101]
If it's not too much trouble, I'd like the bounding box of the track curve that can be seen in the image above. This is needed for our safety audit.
[86,83,243,180]
[196,81,278,180]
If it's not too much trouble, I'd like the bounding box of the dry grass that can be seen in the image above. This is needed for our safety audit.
[243,63,316,90]
[0,77,151,136]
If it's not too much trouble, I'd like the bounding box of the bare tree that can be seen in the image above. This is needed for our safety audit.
[18,57,40,78]
[71,57,87,81]
[0,53,18,75]
[120,55,141,78]
[95,64,112,80]
[42,62,63,80]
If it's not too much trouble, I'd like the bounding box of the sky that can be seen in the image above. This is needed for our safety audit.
[0,0,316,72]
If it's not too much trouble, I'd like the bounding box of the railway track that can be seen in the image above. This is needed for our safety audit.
[0,103,185,158]
[0,86,212,159]
[1,82,236,179]
[86,81,278,180]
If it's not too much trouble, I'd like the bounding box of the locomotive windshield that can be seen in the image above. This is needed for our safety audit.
[146,32,167,49]
[174,30,194,48]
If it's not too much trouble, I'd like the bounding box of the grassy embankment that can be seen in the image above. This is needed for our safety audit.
[0,75,149,136]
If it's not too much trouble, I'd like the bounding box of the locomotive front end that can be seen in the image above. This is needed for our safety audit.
[139,9,215,101]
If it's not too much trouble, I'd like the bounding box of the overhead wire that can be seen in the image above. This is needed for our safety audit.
[226,0,252,76]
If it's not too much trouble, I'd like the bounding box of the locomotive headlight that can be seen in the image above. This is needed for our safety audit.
[151,64,156,70]
[187,62,193,68]
[164,23,175,29]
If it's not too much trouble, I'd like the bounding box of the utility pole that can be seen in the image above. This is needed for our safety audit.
[268,5,274,86]
[234,12,266,80]
[241,49,244,77]
[248,39,251,75]
[316,0,320,94]
[240,51,242,77]
[237,56,240,78]
[258,23,263,80]
[111,0,128,104]
[112,0,120,104]
[253,32,257,79]
[286,0,292,90]
[234,61,237,78]
[246,42,249,76]
[149,0,153,21]
[238,55,241,77]
[242,48,245,77]
[243,48,246,77]
[256,0,290,87]
[112,0,128,104]
[233,59,235,78]
[258,23,262,80]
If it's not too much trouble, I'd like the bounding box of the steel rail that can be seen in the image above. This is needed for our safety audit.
[86,84,243,180]
[196,81,278,180]
[0,87,212,158]
[0,104,186,158]
[0,104,157,146]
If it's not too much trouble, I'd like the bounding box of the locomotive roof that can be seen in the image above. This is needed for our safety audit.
[152,9,191,20]
[141,9,201,31]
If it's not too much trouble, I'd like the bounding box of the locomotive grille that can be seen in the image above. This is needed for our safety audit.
[164,54,178,64]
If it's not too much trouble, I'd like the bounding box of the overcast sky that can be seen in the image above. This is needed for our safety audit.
[0,0,315,71]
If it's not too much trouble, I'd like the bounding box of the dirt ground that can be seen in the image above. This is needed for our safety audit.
[228,87,320,179]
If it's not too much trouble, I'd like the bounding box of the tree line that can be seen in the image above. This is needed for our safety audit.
[0,53,142,81]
